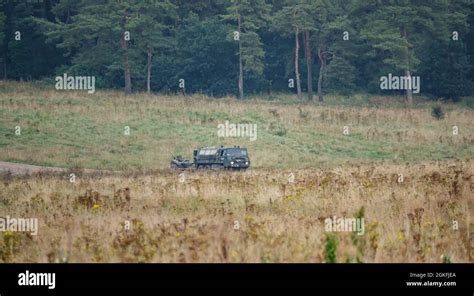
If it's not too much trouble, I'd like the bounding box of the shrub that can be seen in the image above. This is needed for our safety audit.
[324,234,338,263]
[431,105,445,120]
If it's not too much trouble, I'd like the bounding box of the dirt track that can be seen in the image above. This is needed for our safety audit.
[0,161,107,175]
[0,161,66,174]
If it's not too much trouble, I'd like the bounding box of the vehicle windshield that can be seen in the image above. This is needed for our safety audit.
[226,148,247,157]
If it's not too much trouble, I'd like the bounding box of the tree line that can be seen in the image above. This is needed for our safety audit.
[1,0,473,104]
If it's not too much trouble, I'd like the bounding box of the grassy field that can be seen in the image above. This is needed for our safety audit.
[0,81,473,170]
[0,161,472,263]
[0,161,474,262]
[0,81,472,263]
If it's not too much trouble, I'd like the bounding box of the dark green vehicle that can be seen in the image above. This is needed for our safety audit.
[193,146,250,170]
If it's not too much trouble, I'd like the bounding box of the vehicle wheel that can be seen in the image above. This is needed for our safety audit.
[170,163,178,170]
[211,164,223,170]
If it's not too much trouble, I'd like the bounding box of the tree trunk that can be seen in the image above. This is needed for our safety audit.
[66,9,70,24]
[238,15,244,100]
[317,45,326,102]
[405,69,413,106]
[121,22,132,95]
[147,48,152,94]
[303,31,313,101]
[295,27,302,99]
[403,28,413,106]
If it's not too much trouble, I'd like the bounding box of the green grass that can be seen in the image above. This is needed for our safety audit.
[0,81,473,170]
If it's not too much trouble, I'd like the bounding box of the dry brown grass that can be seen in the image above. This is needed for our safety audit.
[0,159,472,263]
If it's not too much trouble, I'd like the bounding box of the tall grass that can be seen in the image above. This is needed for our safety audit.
[0,160,471,263]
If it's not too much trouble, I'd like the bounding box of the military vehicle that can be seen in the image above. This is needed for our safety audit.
[170,146,250,170]
[194,146,250,170]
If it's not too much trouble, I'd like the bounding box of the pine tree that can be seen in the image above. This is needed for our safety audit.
[222,0,271,99]
[316,0,355,98]
[359,0,459,105]
[37,0,144,94]
[272,1,317,100]
[307,0,353,102]
[175,13,238,96]
[127,1,177,93]
[0,1,5,78]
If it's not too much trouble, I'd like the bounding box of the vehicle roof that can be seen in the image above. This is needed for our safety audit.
[197,147,247,150]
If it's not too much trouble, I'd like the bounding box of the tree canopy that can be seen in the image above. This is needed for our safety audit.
[0,0,472,102]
